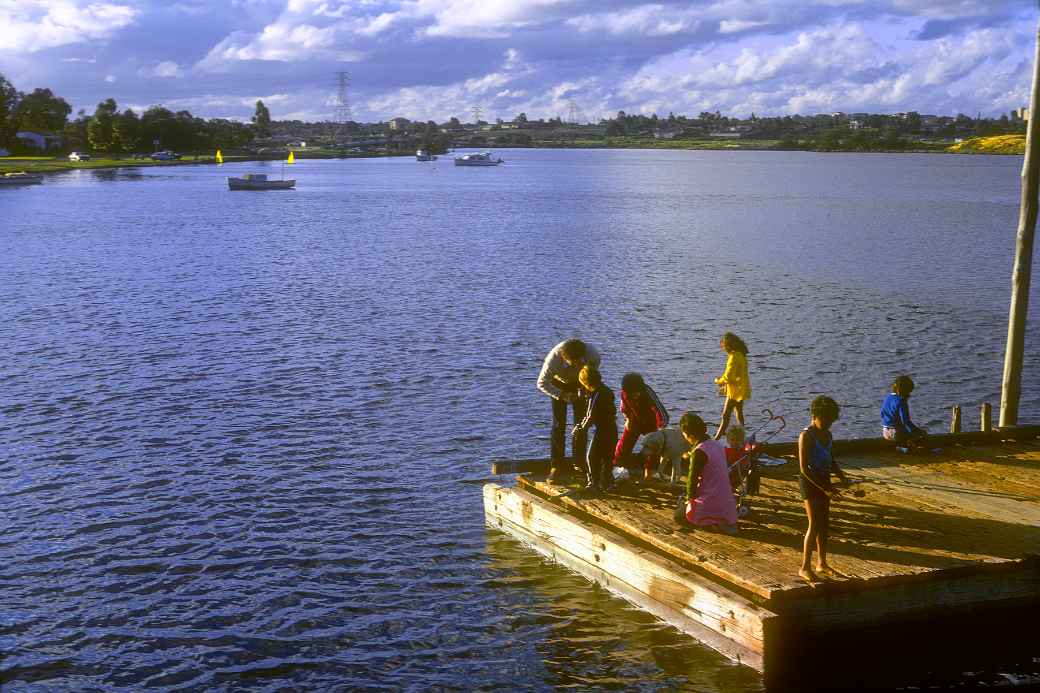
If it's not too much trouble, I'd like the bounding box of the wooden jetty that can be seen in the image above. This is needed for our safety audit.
[484,427,1040,690]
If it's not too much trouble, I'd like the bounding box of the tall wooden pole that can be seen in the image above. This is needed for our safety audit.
[1000,18,1040,428]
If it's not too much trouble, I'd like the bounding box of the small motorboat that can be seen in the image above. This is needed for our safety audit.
[0,172,44,185]
[454,151,504,166]
[227,173,295,190]
[416,149,438,162]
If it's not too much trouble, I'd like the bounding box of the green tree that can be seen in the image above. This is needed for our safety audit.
[140,106,174,150]
[252,99,271,138]
[515,112,527,124]
[15,88,71,132]
[0,73,20,147]
[112,108,141,153]
[86,98,118,151]
[63,110,89,151]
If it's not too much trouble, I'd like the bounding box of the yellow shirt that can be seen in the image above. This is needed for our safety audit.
[715,352,751,401]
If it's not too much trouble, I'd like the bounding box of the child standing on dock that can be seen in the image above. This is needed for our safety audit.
[881,375,928,452]
[799,396,849,583]
[613,372,669,481]
[573,365,618,493]
[679,412,738,531]
[714,333,751,440]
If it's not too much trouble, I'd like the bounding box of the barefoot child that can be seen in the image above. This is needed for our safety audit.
[881,375,928,452]
[613,372,669,481]
[572,365,618,493]
[679,412,738,532]
[799,396,849,582]
[714,332,751,440]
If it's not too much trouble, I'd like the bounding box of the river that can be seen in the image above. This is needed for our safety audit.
[2,149,1038,691]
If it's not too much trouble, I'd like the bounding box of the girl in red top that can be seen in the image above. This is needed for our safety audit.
[613,372,670,480]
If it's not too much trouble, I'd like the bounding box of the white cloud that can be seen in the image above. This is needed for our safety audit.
[104,74,116,83]
[417,0,580,38]
[719,19,771,34]
[567,4,700,37]
[140,61,184,78]
[0,0,138,53]
[619,21,1029,117]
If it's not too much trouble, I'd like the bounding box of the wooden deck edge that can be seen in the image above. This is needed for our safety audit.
[483,483,776,671]
[773,563,1040,631]
[490,425,1040,475]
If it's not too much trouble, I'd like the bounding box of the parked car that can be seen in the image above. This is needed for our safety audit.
[68,152,91,161]
[150,150,181,161]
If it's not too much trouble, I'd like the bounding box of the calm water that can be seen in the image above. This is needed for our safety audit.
[2,149,1039,691]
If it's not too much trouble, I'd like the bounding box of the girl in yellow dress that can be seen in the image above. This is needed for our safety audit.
[714,332,751,440]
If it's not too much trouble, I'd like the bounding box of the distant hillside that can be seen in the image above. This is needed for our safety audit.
[948,135,1026,154]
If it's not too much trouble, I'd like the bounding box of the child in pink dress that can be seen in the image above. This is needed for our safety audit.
[679,412,738,531]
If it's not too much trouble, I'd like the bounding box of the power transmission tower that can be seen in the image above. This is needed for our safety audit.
[333,71,352,143]
[567,100,585,125]
[471,106,483,125]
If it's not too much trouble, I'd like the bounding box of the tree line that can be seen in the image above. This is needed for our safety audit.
[1,73,262,155]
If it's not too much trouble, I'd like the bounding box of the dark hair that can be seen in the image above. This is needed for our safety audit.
[810,396,840,424]
[892,375,915,396]
[679,412,707,439]
[621,372,645,395]
[721,332,748,355]
[560,339,587,361]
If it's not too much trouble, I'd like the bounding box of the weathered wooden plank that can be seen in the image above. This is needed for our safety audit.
[483,483,775,669]
[519,475,808,599]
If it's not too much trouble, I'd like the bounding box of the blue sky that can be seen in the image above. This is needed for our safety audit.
[0,0,1036,122]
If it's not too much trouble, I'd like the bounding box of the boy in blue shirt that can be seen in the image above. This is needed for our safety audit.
[881,375,927,452]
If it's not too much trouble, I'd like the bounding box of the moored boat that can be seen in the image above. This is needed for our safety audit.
[454,151,504,166]
[416,149,438,162]
[0,172,44,185]
[227,173,295,190]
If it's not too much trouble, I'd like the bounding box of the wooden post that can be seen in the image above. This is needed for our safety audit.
[951,405,962,434]
[1001,18,1040,428]
[981,402,993,432]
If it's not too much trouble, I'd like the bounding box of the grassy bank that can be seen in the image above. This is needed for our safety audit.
[0,149,397,175]
[0,155,221,174]
[947,135,1026,155]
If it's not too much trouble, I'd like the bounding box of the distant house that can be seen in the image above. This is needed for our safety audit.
[653,129,680,139]
[16,130,64,151]
[388,117,410,131]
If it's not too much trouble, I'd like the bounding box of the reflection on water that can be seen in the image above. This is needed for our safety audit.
[1,150,1037,690]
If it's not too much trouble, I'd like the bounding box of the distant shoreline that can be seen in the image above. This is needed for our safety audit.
[1,136,1024,176]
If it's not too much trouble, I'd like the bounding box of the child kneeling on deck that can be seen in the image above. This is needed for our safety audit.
[799,396,850,583]
[881,375,928,453]
[679,412,738,533]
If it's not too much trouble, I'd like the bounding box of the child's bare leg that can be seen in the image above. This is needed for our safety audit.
[814,499,831,571]
[799,499,818,581]
[734,399,745,427]
[715,398,735,440]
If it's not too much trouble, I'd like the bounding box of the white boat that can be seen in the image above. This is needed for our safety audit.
[416,149,438,162]
[0,172,44,185]
[227,173,295,190]
[454,151,504,166]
